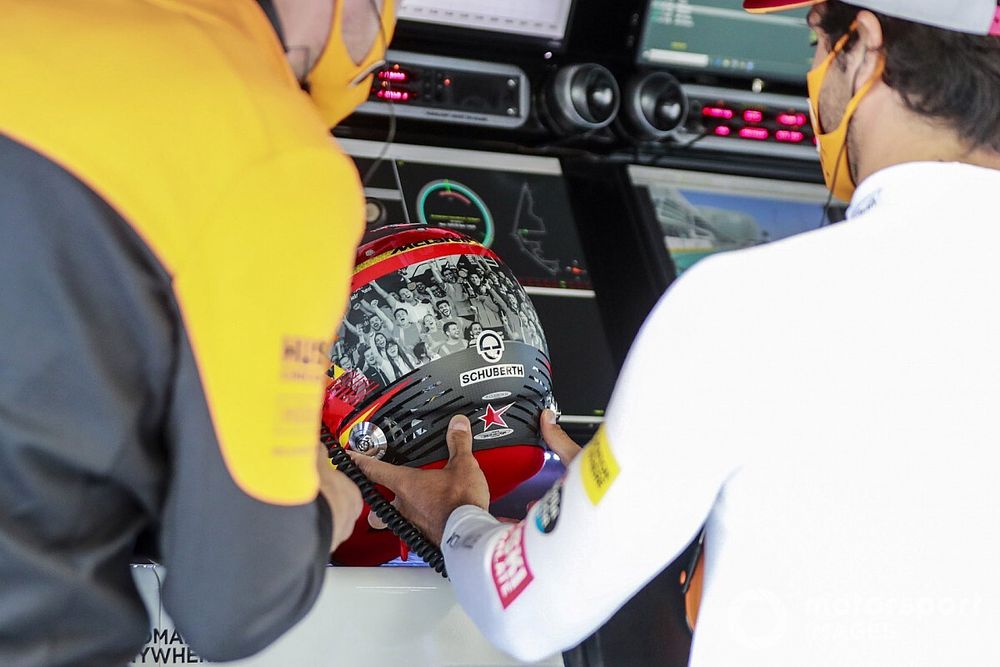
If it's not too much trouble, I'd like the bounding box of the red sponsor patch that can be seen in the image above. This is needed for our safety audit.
[490,523,533,609]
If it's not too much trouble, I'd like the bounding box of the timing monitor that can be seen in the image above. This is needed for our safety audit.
[628,165,843,275]
[397,0,576,48]
[637,0,815,81]
[342,139,616,446]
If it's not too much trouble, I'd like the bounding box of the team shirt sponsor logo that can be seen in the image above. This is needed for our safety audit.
[280,335,329,382]
[847,187,882,219]
[534,480,563,534]
[490,523,533,609]
[460,364,525,387]
[475,330,505,363]
[581,427,620,505]
[475,402,515,441]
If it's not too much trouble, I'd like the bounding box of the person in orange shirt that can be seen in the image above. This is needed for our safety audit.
[0,1,394,664]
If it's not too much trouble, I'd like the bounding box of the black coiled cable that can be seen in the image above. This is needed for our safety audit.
[320,425,448,578]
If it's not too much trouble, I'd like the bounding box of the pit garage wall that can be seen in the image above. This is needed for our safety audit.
[131,564,563,666]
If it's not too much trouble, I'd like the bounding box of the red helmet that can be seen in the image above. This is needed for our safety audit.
[324,225,554,565]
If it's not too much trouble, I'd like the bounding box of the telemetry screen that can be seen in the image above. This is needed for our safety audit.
[637,0,815,81]
[629,165,841,275]
[344,139,616,426]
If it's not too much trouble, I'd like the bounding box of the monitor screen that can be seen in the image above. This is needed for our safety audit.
[629,165,841,275]
[637,0,815,81]
[342,139,616,426]
[398,0,574,43]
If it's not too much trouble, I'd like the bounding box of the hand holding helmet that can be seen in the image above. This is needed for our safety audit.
[348,415,490,544]
[353,409,581,545]
[323,225,555,565]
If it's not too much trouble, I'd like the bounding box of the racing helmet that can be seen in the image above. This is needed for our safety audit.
[324,225,554,565]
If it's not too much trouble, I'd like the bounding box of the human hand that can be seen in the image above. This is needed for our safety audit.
[540,409,581,464]
[347,415,489,545]
[316,445,363,552]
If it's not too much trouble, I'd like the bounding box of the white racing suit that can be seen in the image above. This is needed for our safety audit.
[443,162,1000,666]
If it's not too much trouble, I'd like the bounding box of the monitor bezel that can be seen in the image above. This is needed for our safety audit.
[394,0,578,55]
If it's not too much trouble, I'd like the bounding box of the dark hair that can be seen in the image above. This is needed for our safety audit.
[819,1,1000,151]
[443,321,459,334]
[393,307,408,318]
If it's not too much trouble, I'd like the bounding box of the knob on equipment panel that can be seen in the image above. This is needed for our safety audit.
[546,63,621,133]
[357,50,530,128]
[624,71,689,141]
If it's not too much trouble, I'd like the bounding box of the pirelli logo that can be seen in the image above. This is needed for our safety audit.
[581,427,620,505]
[459,364,525,387]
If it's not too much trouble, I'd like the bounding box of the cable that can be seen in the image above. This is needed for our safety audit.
[672,129,710,149]
[320,424,448,577]
[362,100,396,186]
[819,55,865,228]
[361,0,396,187]
[818,113,849,228]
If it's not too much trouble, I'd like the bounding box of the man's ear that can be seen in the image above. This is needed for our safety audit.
[852,10,885,82]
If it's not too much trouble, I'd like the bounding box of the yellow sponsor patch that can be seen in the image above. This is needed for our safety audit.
[581,427,620,505]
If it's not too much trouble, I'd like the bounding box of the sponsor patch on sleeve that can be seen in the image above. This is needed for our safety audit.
[533,479,563,534]
[490,523,533,609]
[581,427,620,505]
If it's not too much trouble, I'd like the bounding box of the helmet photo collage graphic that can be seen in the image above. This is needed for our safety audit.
[330,253,546,391]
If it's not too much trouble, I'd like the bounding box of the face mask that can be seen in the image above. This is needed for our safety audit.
[806,24,885,202]
[307,0,397,128]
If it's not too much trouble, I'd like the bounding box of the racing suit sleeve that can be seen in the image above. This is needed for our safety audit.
[442,262,741,661]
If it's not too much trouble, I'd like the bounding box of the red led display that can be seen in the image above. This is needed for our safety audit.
[376,89,412,102]
[738,127,769,141]
[775,130,805,143]
[713,125,732,136]
[777,112,808,127]
[702,106,734,120]
[378,69,409,83]
[743,109,764,123]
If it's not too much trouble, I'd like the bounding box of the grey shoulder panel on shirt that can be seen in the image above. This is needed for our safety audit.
[0,133,331,665]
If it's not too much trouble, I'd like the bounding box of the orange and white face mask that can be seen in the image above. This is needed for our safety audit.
[807,22,884,202]
[306,0,397,128]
